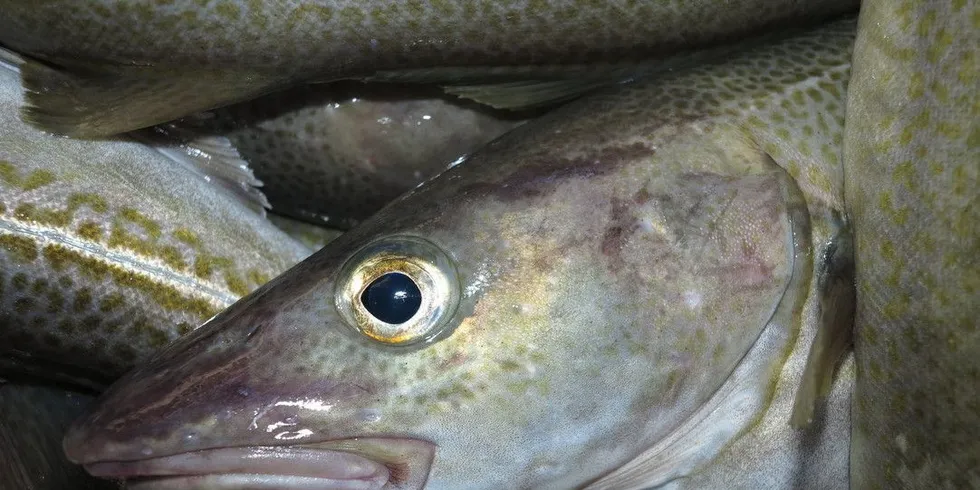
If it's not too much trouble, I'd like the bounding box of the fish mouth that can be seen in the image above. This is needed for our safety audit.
[79,438,435,490]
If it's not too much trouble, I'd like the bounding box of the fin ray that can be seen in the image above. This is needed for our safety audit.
[20,57,287,137]
[132,124,270,214]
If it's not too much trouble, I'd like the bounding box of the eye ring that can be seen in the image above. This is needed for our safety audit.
[334,236,460,346]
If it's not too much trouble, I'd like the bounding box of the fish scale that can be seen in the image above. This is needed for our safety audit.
[844,0,980,487]
[198,83,527,229]
[0,0,857,136]
[0,59,313,390]
[66,17,859,489]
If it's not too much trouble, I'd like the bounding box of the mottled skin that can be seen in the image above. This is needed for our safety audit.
[0,383,118,490]
[844,1,979,488]
[66,19,856,489]
[203,83,525,228]
[0,61,313,390]
[0,0,856,136]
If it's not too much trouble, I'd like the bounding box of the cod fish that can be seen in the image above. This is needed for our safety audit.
[844,0,979,487]
[0,53,312,391]
[0,0,857,137]
[201,83,526,229]
[0,383,118,490]
[64,17,857,490]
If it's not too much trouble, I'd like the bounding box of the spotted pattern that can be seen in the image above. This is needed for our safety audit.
[844,1,979,488]
[0,0,856,71]
[70,19,858,490]
[0,0,857,136]
[205,83,524,229]
[0,64,311,388]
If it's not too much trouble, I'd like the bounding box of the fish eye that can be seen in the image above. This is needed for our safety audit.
[335,236,460,346]
[360,272,422,324]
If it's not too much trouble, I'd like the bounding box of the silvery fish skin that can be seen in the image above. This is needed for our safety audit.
[207,84,526,229]
[64,18,857,490]
[844,0,979,487]
[0,59,313,390]
[0,0,856,136]
[0,383,118,490]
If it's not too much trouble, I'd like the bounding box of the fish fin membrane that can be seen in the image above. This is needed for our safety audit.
[366,63,658,110]
[0,46,25,72]
[132,124,271,215]
[19,56,288,137]
[790,222,855,428]
[441,77,624,110]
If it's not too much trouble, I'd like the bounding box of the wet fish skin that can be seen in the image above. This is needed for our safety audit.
[267,215,345,252]
[204,83,526,229]
[65,18,857,489]
[844,0,980,487]
[0,59,313,390]
[0,383,119,490]
[0,0,857,136]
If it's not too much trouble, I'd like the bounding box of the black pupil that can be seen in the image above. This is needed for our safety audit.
[360,273,422,324]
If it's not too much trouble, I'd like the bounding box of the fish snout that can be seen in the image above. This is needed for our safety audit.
[63,302,385,467]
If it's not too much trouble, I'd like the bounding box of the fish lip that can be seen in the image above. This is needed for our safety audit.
[79,438,435,490]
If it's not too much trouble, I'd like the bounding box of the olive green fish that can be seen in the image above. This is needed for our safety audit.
[202,83,526,229]
[63,17,857,489]
[0,55,313,391]
[0,383,118,490]
[844,0,979,487]
[0,0,856,137]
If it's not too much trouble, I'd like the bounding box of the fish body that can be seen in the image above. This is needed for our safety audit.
[0,58,312,390]
[0,0,857,136]
[844,0,979,487]
[205,83,526,228]
[65,18,857,489]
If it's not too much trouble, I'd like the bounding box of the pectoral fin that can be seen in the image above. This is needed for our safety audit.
[790,221,855,428]
[19,56,290,138]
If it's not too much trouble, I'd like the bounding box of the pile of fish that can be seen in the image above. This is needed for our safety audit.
[0,0,975,489]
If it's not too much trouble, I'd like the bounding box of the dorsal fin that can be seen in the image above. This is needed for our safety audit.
[19,55,287,137]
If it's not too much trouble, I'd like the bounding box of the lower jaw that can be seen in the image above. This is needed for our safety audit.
[80,438,436,490]
[124,474,387,490]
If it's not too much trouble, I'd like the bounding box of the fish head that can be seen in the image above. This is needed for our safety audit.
[64,122,806,489]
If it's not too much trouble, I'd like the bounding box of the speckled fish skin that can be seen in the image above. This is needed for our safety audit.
[207,83,526,229]
[0,60,313,390]
[0,0,857,136]
[0,383,119,490]
[64,18,857,489]
[844,1,979,488]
